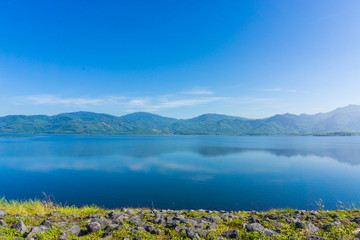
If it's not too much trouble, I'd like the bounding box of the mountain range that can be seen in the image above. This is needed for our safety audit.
[1,105,360,135]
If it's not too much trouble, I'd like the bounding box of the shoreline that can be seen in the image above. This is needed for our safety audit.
[0,200,359,239]
[1,133,360,137]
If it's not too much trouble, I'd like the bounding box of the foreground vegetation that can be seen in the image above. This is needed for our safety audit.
[0,198,360,240]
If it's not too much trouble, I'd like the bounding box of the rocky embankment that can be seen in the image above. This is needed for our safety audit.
[1,208,360,239]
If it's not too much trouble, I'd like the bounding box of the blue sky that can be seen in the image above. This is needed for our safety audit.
[0,0,359,118]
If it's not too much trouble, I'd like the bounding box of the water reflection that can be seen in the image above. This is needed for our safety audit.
[195,146,360,166]
[0,135,360,210]
[0,136,360,173]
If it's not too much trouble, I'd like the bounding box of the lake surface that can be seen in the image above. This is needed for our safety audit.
[0,135,360,211]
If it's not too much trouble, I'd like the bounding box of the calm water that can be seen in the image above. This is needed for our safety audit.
[0,135,360,211]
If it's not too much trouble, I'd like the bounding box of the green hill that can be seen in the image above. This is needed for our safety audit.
[1,105,360,135]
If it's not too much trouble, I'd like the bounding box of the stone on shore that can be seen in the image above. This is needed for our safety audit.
[27,226,49,238]
[0,210,6,218]
[306,222,319,234]
[86,222,101,233]
[11,220,28,234]
[306,236,326,240]
[67,224,82,236]
[244,222,265,232]
[221,229,239,238]
[0,219,7,228]
[263,228,278,237]
[353,217,360,224]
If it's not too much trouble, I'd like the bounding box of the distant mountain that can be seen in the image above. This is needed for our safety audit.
[1,105,360,135]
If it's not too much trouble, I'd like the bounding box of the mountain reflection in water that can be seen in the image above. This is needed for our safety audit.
[0,135,359,210]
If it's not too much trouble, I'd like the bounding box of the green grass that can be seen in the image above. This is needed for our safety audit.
[0,198,359,239]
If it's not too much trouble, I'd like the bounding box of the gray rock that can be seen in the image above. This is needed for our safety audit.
[153,218,165,225]
[150,228,162,235]
[126,209,135,215]
[133,237,142,240]
[284,217,297,223]
[321,223,332,231]
[49,211,62,216]
[353,228,360,237]
[41,220,52,228]
[306,236,326,240]
[353,217,360,224]
[68,213,80,219]
[55,221,68,228]
[205,223,218,229]
[247,216,261,223]
[112,215,126,224]
[143,224,155,232]
[221,229,239,238]
[58,232,69,240]
[0,219,7,228]
[86,222,101,233]
[174,225,187,233]
[89,213,102,218]
[274,221,283,228]
[186,229,200,239]
[198,229,210,238]
[201,215,221,223]
[244,223,265,232]
[310,211,321,216]
[165,220,179,229]
[266,214,279,220]
[183,219,197,226]
[306,215,317,221]
[104,224,121,232]
[108,211,122,219]
[102,224,121,238]
[11,220,28,234]
[27,226,49,239]
[0,210,6,218]
[165,215,173,222]
[186,228,195,237]
[131,226,145,234]
[295,221,305,229]
[210,216,221,223]
[91,217,112,228]
[321,221,340,231]
[263,229,278,237]
[129,216,144,225]
[68,225,81,236]
[306,222,319,234]
[173,216,185,222]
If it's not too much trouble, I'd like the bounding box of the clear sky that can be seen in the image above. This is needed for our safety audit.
[0,0,359,119]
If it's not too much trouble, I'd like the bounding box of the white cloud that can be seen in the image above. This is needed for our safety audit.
[260,88,297,93]
[16,95,127,106]
[15,94,224,112]
[234,97,279,104]
[126,97,225,112]
[181,87,213,95]
[154,97,223,109]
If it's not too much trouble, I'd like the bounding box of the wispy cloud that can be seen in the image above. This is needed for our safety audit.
[15,94,224,112]
[234,97,279,104]
[181,87,213,95]
[260,88,297,93]
[125,96,224,112]
[16,95,127,106]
